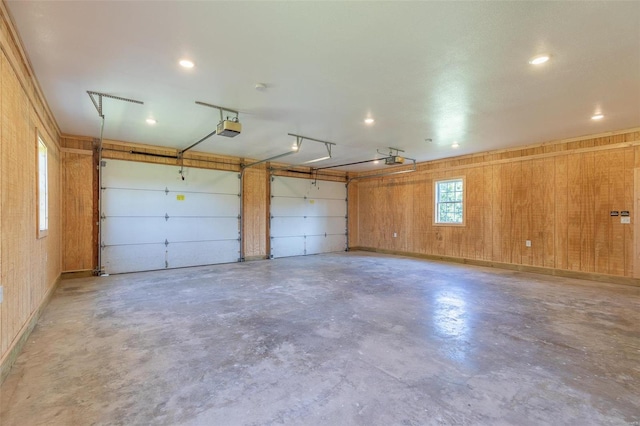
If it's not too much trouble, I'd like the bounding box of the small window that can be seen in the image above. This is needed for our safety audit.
[434,177,464,225]
[37,136,48,237]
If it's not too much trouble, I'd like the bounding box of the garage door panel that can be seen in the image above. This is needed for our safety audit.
[305,217,346,236]
[103,217,166,245]
[103,160,173,190]
[103,188,167,216]
[306,198,346,217]
[102,160,240,273]
[271,217,306,237]
[271,177,312,197]
[270,176,346,258]
[270,236,305,258]
[166,192,239,217]
[169,241,239,268]
[309,181,346,199]
[103,244,167,274]
[165,217,239,242]
[270,197,306,217]
[306,235,346,255]
[173,168,239,193]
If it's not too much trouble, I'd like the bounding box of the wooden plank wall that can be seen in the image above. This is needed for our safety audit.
[350,130,640,279]
[1,1,62,378]
[243,165,268,259]
[61,136,95,271]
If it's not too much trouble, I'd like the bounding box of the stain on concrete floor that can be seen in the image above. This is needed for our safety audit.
[1,252,639,425]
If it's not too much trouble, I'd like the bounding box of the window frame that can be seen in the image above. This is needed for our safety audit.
[36,133,49,238]
[433,176,465,226]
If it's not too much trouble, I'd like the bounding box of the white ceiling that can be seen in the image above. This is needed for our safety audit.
[6,1,640,171]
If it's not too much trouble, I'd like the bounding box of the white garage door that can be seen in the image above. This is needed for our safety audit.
[270,176,347,258]
[101,160,240,274]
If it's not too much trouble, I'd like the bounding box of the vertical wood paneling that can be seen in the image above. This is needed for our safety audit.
[464,167,483,259]
[352,129,638,280]
[624,148,634,277]
[347,180,359,248]
[62,151,94,271]
[1,55,30,357]
[491,165,503,261]
[510,162,523,265]
[0,24,61,371]
[555,156,569,269]
[594,152,610,274]
[609,151,625,276]
[541,158,556,268]
[635,167,640,279]
[497,164,512,262]
[567,154,582,270]
[521,161,533,265]
[482,165,493,261]
[411,178,428,253]
[0,48,3,362]
[580,152,596,272]
[243,166,268,258]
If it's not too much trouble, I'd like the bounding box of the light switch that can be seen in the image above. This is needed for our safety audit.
[525,240,532,247]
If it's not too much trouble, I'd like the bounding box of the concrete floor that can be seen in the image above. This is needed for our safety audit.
[1,252,639,425]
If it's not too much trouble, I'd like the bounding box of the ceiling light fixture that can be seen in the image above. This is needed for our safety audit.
[364,118,375,125]
[591,113,604,120]
[529,54,550,65]
[303,156,331,164]
[452,142,460,148]
[291,143,299,151]
[179,59,195,68]
[373,160,380,164]
[146,118,157,125]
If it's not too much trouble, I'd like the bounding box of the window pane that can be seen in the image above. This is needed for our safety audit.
[434,178,464,224]
[38,138,48,233]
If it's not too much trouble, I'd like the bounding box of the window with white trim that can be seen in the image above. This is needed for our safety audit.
[37,136,48,237]
[434,178,464,224]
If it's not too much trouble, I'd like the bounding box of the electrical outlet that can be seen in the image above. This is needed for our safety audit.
[621,217,631,224]
[393,232,397,238]
[525,240,532,247]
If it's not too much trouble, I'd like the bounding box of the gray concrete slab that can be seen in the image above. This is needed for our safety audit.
[1,252,639,425]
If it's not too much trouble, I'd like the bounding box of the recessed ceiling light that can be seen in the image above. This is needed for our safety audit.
[179,59,194,68]
[146,118,157,125]
[364,118,375,125]
[529,54,550,65]
[591,113,604,120]
[452,142,460,148]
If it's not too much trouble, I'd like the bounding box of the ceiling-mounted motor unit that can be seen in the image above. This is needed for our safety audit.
[217,117,242,137]
[385,155,405,165]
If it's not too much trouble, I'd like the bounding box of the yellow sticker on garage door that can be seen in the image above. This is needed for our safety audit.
[176,194,185,201]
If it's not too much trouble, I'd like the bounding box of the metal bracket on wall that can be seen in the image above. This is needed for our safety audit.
[87,91,144,277]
